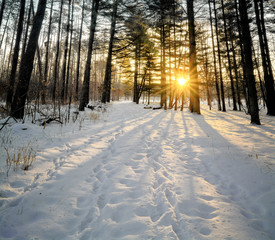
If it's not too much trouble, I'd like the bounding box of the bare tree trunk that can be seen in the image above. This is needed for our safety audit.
[0,6,12,49]
[233,0,248,110]
[213,0,226,112]
[6,0,26,109]
[239,0,260,124]
[133,45,138,103]
[254,0,275,116]
[41,0,54,104]
[0,0,6,27]
[21,0,33,58]
[52,0,64,103]
[102,0,119,104]
[208,0,221,111]
[79,0,100,111]
[65,0,74,102]
[230,32,242,111]
[160,23,167,109]
[75,0,85,101]
[187,0,200,114]
[221,0,237,111]
[61,0,71,103]
[10,0,47,119]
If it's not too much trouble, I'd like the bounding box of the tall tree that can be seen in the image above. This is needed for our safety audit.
[42,0,54,104]
[187,0,200,114]
[10,0,47,119]
[52,0,64,103]
[0,0,6,27]
[65,0,75,101]
[238,0,260,124]
[213,0,226,112]
[79,0,100,111]
[75,0,85,101]
[208,0,221,111]
[254,0,275,116]
[101,0,119,104]
[6,0,26,109]
[220,0,237,111]
[61,0,72,103]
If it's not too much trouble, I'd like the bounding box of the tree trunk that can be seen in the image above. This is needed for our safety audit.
[75,0,85,101]
[61,0,71,103]
[187,0,200,114]
[208,0,221,111]
[230,31,242,111]
[65,0,74,101]
[102,0,119,104]
[234,0,249,111]
[52,0,64,103]
[42,0,54,104]
[239,0,260,124]
[10,0,47,119]
[0,6,12,49]
[254,0,275,116]
[221,0,237,111]
[79,0,100,111]
[133,45,138,103]
[6,0,26,109]
[21,0,33,58]
[160,23,167,109]
[213,0,226,112]
[0,0,6,27]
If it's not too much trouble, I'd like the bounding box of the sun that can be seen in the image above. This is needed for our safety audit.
[177,77,188,86]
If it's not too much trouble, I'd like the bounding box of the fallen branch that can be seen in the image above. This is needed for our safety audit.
[41,117,63,128]
[0,106,18,131]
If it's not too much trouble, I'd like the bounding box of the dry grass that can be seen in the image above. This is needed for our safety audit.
[4,141,37,176]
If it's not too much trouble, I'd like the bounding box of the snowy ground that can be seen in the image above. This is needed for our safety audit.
[0,101,275,240]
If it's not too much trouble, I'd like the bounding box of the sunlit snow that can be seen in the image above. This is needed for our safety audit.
[0,101,274,240]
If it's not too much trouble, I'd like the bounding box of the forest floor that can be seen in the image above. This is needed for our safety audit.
[0,101,275,240]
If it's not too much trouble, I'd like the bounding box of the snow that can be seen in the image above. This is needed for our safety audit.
[0,101,275,240]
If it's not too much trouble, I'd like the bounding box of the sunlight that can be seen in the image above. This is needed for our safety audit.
[177,77,188,86]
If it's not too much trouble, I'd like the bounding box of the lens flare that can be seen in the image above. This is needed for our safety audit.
[178,77,188,86]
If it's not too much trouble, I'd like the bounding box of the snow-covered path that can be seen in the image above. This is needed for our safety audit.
[1,101,275,239]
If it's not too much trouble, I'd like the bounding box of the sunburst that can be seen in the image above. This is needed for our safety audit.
[177,77,188,86]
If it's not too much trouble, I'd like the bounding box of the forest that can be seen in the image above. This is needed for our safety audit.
[1,1,275,238]
[0,0,274,124]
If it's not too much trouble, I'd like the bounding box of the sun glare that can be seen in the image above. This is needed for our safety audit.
[177,77,188,86]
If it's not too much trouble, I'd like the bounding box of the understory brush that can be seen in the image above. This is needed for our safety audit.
[0,101,107,176]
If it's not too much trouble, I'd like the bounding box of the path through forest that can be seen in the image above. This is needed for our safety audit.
[0,101,275,239]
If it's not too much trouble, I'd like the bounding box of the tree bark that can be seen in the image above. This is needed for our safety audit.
[208,0,221,111]
[220,0,237,111]
[0,0,6,27]
[61,0,72,103]
[75,0,85,101]
[102,0,119,104]
[213,0,226,112]
[42,0,54,104]
[187,0,200,114]
[79,0,100,111]
[52,0,64,103]
[10,0,47,119]
[254,0,275,115]
[6,0,26,109]
[65,0,74,101]
[239,0,260,124]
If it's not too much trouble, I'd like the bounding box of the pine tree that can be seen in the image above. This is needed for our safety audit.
[10,0,47,119]
[187,0,200,114]
[239,0,260,124]
[79,0,100,111]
